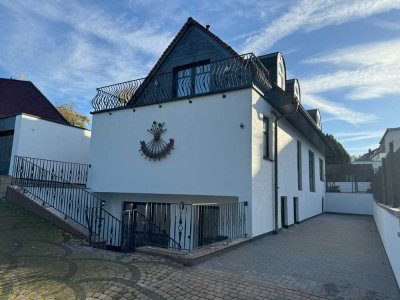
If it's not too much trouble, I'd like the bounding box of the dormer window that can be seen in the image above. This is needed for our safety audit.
[277,58,285,90]
[174,60,210,97]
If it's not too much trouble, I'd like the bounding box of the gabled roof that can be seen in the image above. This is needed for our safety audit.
[258,52,286,84]
[379,127,400,145]
[306,109,319,124]
[355,147,381,161]
[142,17,238,87]
[0,78,69,125]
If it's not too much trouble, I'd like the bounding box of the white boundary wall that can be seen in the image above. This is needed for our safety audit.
[374,202,400,287]
[9,114,91,174]
[325,193,373,215]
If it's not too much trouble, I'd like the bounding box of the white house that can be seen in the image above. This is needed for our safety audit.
[0,79,91,199]
[86,17,333,250]
[353,127,400,172]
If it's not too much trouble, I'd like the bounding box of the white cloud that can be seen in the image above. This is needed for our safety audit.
[0,0,173,113]
[241,0,400,54]
[302,38,400,100]
[335,130,384,142]
[374,19,400,30]
[302,94,376,125]
[346,144,380,155]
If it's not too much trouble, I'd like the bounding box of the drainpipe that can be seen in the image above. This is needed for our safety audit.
[272,111,279,235]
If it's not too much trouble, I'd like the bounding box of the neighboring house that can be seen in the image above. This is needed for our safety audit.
[352,147,383,172]
[353,127,400,172]
[0,78,91,176]
[87,17,334,248]
[380,127,400,154]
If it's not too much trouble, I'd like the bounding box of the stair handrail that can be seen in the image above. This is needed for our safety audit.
[11,156,122,248]
[128,209,182,250]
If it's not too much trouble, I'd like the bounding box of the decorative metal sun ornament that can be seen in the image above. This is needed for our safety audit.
[139,121,174,161]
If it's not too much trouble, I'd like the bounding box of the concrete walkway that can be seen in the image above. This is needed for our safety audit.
[0,199,398,299]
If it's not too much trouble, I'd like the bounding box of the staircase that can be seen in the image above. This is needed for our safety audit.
[0,175,11,199]
[7,156,123,250]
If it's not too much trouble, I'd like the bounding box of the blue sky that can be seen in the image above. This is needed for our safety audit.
[1,0,400,156]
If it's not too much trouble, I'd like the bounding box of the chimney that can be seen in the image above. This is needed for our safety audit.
[20,72,24,80]
[206,25,210,30]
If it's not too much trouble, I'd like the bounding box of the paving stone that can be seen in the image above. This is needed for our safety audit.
[0,200,398,299]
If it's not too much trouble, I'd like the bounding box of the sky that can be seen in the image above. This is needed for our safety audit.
[1,0,400,156]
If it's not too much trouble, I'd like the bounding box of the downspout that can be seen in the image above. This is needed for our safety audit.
[272,111,279,235]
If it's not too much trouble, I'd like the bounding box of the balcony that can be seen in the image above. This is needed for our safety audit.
[91,53,272,112]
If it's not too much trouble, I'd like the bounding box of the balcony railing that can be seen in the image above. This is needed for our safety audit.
[92,53,271,112]
[121,201,247,252]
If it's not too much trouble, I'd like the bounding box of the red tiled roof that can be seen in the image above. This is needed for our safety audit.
[0,78,69,124]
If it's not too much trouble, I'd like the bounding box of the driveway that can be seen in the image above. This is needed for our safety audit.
[0,199,398,299]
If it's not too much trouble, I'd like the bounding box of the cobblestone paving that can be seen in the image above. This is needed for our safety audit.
[0,199,398,299]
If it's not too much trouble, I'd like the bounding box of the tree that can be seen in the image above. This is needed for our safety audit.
[57,103,90,129]
[325,133,351,164]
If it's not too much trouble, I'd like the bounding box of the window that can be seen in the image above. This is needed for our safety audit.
[319,158,324,181]
[277,58,285,90]
[175,61,210,97]
[263,116,270,159]
[297,140,302,190]
[309,150,315,192]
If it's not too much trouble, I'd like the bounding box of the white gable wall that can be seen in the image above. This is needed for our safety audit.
[88,89,253,231]
[383,129,400,153]
[9,114,91,174]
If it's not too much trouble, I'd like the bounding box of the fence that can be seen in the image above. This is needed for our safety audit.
[121,201,247,252]
[371,143,400,207]
[11,156,122,249]
[22,156,90,186]
[326,164,373,193]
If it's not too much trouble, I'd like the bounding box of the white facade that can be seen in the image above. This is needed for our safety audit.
[9,114,91,174]
[325,193,373,215]
[381,128,400,154]
[374,203,400,286]
[89,87,326,238]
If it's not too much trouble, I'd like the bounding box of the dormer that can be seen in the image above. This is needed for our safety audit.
[307,109,322,130]
[258,52,286,90]
[286,79,301,103]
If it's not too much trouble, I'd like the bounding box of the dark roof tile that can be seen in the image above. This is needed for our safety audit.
[0,78,69,125]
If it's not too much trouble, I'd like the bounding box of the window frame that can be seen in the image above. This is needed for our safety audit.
[319,158,324,181]
[173,60,210,98]
[297,140,302,191]
[309,150,315,192]
[263,116,271,160]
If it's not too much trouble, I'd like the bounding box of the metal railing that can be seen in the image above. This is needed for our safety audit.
[326,164,373,193]
[121,209,182,252]
[92,53,271,111]
[326,181,372,193]
[11,156,122,249]
[22,156,90,186]
[86,206,122,249]
[121,202,247,252]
